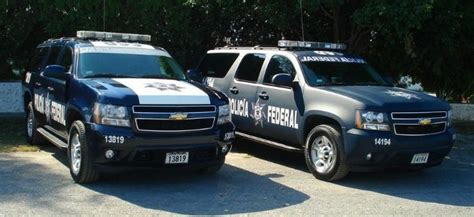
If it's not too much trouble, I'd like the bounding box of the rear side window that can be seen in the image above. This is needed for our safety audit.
[234,53,266,83]
[263,55,296,85]
[198,53,238,78]
[46,46,62,66]
[28,47,49,73]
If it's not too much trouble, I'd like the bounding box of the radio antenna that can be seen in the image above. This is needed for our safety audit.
[103,0,106,31]
[299,0,305,41]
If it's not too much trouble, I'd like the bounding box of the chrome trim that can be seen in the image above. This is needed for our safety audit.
[134,117,215,132]
[235,131,302,152]
[132,105,216,114]
[391,111,447,120]
[393,121,447,136]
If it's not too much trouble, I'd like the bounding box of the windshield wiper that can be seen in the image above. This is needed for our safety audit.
[141,75,183,80]
[83,73,138,79]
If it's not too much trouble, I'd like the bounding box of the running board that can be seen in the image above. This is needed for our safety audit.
[235,131,302,152]
[37,127,68,149]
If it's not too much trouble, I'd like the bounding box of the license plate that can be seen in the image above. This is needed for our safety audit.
[411,153,429,164]
[165,152,189,164]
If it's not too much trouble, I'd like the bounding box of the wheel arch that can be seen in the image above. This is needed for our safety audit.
[300,111,347,147]
[66,106,84,131]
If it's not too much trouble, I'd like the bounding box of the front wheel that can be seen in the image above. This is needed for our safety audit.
[68,120,100,183]
[304,124,349,181]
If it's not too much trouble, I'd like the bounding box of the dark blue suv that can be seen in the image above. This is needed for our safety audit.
[22,31,235,183]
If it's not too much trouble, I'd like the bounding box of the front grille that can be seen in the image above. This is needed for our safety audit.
[391,111,447,136]
[391,111,446,120]
[394,122,446,136]
[133,105,216,113]
[135,118,215,132]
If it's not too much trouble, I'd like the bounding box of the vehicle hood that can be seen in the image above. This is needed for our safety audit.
[319,86,450,111]
[82,78,219,105]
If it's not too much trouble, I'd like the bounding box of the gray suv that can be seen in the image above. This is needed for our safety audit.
[187,40,455,181]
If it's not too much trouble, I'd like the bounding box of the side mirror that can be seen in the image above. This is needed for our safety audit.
[272,73,294,87]
[187,69,203,83]
[43,65,67,80]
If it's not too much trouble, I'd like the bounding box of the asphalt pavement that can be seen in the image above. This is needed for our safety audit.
[0,133,473,216]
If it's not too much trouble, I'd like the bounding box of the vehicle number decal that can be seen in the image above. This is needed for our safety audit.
[104,135,125,144]
[374,138,391,146]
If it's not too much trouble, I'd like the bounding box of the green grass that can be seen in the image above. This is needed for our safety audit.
[0,116,40,153]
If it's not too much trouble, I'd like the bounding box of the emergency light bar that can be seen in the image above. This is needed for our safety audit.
[76,31,151,42]
[278,40,347,50]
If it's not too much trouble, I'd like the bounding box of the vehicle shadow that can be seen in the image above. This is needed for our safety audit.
[233,133,474,207]
[43,146,310,215]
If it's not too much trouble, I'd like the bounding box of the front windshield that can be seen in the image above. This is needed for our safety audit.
[301,62,389,86]
[78,53,186,80]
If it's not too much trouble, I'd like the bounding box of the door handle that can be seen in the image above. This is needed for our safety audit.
[47,86,55,92]
[258,91,269,100]
[229,87,239,94]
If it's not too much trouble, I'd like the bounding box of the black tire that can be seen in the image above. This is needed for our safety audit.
[25,101,47,146]
[199,161,225,175]
[68,120,100,183]
[304,124,349,181]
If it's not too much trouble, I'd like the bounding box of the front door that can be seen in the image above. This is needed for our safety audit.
[255,55,302,146]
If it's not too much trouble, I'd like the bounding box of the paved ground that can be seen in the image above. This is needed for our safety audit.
[0,133,473,216]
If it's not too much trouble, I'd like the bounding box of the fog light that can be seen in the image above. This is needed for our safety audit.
[366,153,372,160]
[222,144,231,154]
[105,150,115,159]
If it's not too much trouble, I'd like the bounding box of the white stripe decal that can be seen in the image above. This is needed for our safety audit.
[113,78,210,105]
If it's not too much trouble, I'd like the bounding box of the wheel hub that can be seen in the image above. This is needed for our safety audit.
[310,135,336,174]
[70,133,81,175]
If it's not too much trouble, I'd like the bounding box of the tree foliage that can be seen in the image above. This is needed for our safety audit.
[0,0,472,100]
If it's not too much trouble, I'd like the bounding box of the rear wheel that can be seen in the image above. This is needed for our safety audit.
[68,120,100,183]
[25,102,47,145]
[304,124,349,181]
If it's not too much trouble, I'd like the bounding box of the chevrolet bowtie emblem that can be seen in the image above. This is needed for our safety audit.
[419,118,432,126]
[169,113,188,120]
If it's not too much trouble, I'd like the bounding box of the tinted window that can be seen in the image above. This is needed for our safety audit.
[46,46,62,66]
[198,53,238,78]
[28,47,49,73]
[301,62,388,86]
[263,55,296,85]
[58,47,73,72]
[235,53,265,82]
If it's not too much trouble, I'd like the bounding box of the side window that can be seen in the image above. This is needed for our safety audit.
[58,47,73,72]
[28,47,49,73]
[46,46,62,66]
[263,55,296,86]
[198,53,239,78]
[234,53,266,83]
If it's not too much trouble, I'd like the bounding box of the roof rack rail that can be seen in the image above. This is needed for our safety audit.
[76,31,151,42]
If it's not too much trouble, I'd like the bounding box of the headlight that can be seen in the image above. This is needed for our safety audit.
[447,109,453,127]
[217,104,231,125]
[93,103,130,127]
[356,110,390,131]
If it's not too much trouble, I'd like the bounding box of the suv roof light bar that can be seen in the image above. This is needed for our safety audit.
[278,40,346,50]
[76,31,151,42]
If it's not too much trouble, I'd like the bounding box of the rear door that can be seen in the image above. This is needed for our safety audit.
[26,46,50,125]
[228,53,266,133]
[255,54,302,145]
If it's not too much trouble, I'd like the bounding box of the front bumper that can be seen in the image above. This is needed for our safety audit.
[85,122,235,170]
[344,127,455,171]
